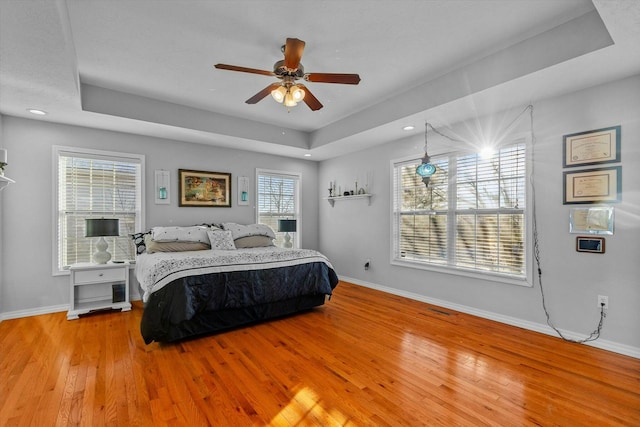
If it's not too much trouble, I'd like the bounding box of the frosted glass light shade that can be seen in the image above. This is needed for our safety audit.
[283,92,297,107]
[290,85,305,101]
[271,86,287,103]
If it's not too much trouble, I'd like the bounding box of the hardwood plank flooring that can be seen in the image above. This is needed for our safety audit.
[1,281,638,426]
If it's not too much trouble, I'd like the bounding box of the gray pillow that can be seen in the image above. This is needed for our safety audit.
[144,234,210,253]
[233,235,275,248]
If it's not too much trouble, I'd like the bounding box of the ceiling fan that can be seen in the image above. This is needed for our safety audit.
[214,38,360,111]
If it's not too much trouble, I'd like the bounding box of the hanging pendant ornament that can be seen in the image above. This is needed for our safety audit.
[416,122,436,186]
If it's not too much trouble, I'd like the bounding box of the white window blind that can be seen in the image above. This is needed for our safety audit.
[256,170,300,247]
[55,147,143,272]
[393,142,527,279]
[394,157,450,265]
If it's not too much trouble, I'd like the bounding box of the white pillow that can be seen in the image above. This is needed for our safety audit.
[222,223,276,240]
[151,226,211,243]
[206,229,236,250]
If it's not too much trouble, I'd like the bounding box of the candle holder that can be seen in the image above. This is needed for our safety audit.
[0,162,6,176]
[328,188,333,197]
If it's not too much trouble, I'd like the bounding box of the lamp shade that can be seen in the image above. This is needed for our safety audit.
[85,218,120,237]
[278,219,297,233]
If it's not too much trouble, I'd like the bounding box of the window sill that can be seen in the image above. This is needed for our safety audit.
[391,258,532,287]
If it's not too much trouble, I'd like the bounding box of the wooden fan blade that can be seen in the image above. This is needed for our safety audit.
[305,73,361,84]
[283,38,305,70]
[297,84,323,111]
[245,83,282,104]
[215,63,274,77]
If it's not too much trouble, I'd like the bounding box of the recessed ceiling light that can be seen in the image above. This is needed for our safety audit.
[27,109,47,115]
[304,153,311,157]
[402,125,415,131]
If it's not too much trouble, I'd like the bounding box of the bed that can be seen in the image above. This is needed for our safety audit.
[133,224,338,344]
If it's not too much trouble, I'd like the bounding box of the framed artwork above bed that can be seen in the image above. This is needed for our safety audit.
[179,169,232,207]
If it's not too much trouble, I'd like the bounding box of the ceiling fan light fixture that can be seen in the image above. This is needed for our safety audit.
[284,92,297,107]
[271,86,287,103]
[215,38,360,111]
[290,85,305,102]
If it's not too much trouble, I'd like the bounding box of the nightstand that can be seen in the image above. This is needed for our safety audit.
[67,262,132,320]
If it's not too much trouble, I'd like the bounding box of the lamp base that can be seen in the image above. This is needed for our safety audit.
[93,236,112,264]
[283,232,293,249]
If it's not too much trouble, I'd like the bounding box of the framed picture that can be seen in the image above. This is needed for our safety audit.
[569,206,614,235]
[178,169,232,207]
[576,236,605,254]
[563,125,621,168]
[563,166,621,205]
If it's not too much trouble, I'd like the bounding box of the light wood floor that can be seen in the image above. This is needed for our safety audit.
[1,281,639,426]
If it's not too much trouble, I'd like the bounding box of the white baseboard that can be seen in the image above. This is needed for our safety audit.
[0,291,142,322]
[1,304,69,321]
[339,275,640,359]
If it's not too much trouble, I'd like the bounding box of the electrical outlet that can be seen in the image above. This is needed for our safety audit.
[597,295,609,309]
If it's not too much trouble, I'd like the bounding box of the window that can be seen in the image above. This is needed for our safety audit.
[54,146,144,273]
[256,169,300,247]
[392,141,528,283]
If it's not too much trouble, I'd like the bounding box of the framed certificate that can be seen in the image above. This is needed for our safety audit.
[563,125,620,168]
[569,206,614,234]
[563,166,621,204]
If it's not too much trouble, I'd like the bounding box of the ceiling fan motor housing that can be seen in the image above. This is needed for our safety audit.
[273,60,305,78]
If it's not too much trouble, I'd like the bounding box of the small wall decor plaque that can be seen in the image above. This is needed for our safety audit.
[238,176,249,206]
[576,236,605,254]
[154,170,170,205]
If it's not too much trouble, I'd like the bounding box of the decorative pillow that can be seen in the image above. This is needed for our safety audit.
[222,223,276,240]
[144,235,210,254]
[197,223,223,229]
[151,226,210,243]
[233,235,275,248]
[206,229,236,250]
[130,231,151,255]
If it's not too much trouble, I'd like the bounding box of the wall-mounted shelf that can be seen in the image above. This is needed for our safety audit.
[325,194,372,207]
[0,175,16,191]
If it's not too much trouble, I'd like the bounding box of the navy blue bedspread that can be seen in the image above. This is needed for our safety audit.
[141,261,338,343]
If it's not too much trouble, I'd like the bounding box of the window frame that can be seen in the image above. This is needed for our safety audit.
[52,146,145,276]
[255,168,302,248]
[390,137,533,287]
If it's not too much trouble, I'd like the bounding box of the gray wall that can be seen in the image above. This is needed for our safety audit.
[1,75,638,356]
[0,118,318,313]
[319,75,640,353]
[0,115,4,313]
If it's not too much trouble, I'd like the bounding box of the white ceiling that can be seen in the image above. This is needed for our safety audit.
[1,0,639,160]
